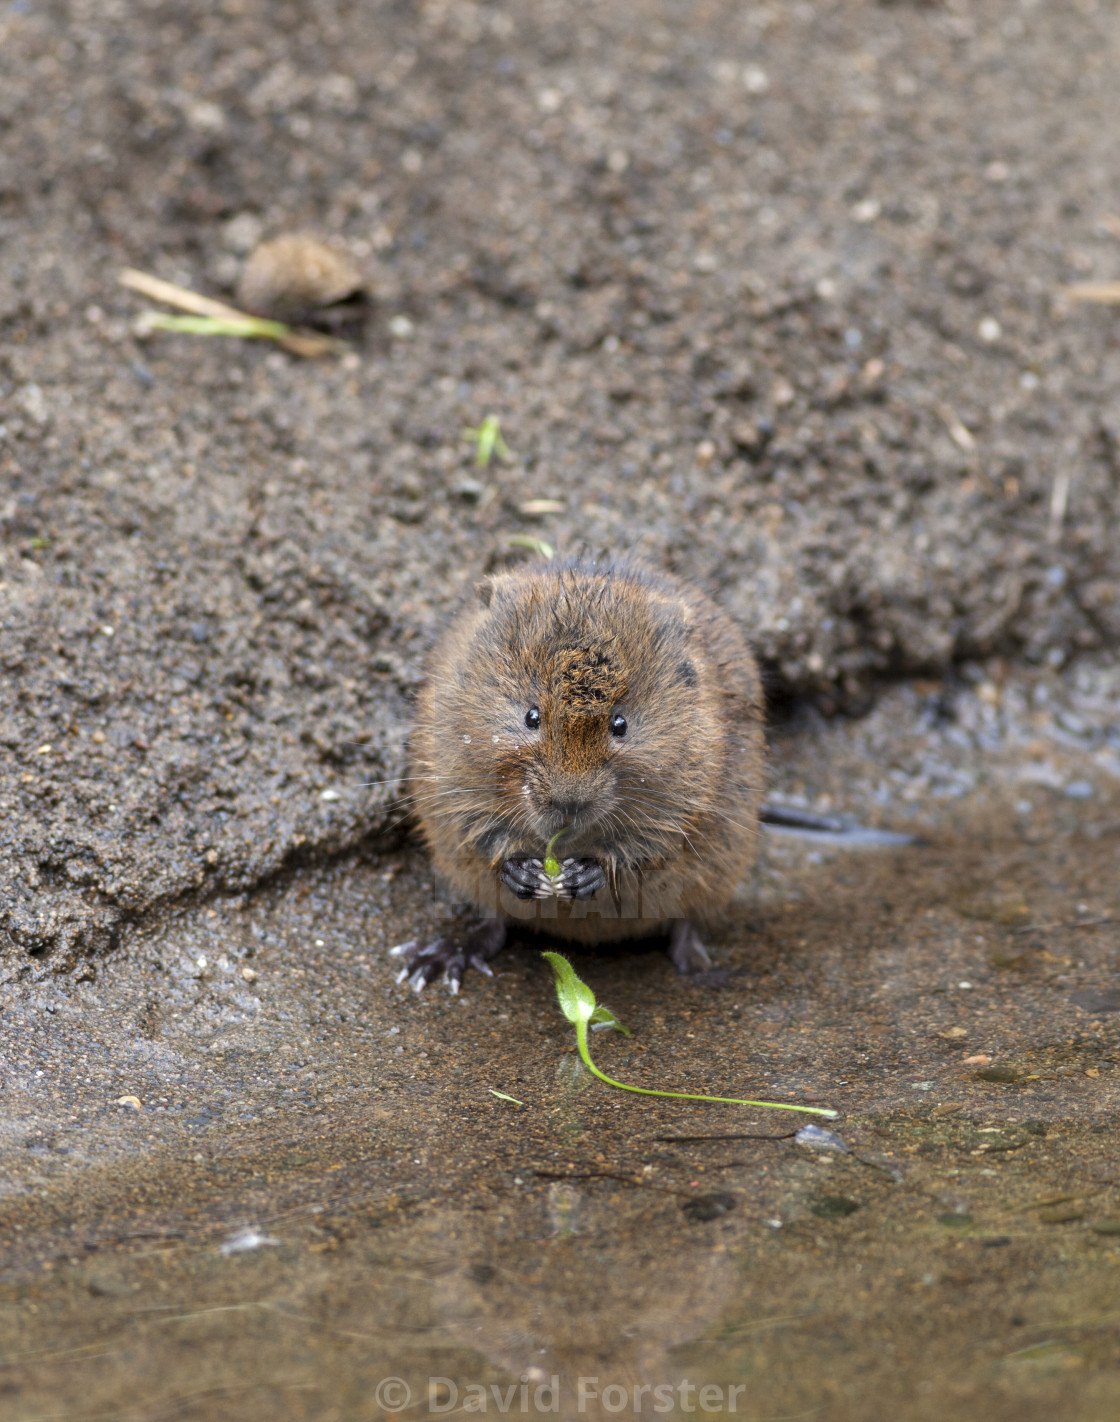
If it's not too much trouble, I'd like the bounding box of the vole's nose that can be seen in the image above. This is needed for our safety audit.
[549,795,592,819]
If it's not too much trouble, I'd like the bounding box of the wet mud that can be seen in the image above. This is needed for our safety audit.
[3,670,1120,1420]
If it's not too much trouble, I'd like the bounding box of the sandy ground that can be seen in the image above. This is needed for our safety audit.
[2,1,1120,1419]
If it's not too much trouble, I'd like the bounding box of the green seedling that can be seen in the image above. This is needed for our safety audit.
[542,952,837,1118]
[508,534,555,560]
[139,312,294,341]
[136,311,345,355]
[542,828,567,884]
[488,1089,525,1106]
[120,266,343,357]
[463,414,511,467]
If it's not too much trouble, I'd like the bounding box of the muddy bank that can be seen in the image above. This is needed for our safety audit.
[3,0,1120,962]
[2,672,1119,1420]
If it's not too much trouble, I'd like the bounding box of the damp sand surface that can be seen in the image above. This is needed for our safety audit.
[3,672,1120,1422]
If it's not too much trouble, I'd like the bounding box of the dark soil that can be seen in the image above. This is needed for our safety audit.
[3,0,1120,963]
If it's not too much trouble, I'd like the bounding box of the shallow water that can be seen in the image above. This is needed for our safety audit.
[2,664,1119,1422]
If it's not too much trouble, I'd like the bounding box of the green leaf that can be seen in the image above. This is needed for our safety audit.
[589,1004,631,1037]
[138,312,293,341]
[541,951,596,1026]
[488,1088,525,1106]
[463,414,511,467]
[508,534,555,560]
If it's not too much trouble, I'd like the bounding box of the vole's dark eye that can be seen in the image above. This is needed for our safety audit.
[609,713,628,737]
[525,707,541,730]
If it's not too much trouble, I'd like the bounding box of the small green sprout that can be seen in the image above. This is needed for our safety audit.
[488,1088,525,1106]
[463,414,511,467]
[542,952,837,1118]
[137,312,295,342]
[508,534,555,560]
[120,266,343,357]
[542,828,567,883]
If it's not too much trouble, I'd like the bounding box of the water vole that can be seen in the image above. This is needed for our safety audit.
[397,559,765,990]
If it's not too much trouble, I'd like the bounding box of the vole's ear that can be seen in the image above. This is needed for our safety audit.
[475,578,494,609]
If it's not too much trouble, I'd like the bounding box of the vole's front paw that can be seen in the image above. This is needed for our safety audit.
[560,858,608,900]
[389,918,506,993]
[500,857,547,899]
[500,857,607,900]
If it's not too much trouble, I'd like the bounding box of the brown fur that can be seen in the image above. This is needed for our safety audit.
[409,559,765,947]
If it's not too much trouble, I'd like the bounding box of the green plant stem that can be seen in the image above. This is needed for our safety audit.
[488,1089,525,1106]
[542,951,837,1118]
[507,534,554,560]
[140,313,294,340]
[572,1017,837,1118]
[543,828,567,881]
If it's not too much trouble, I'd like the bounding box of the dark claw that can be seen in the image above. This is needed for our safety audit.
[389,919,506,991]
[501,856,607,900]
[501,857,545,900]
[563,857,607,900]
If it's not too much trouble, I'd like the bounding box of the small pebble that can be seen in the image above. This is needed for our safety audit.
[237,233,363,317]
[795,1123,848,1152]
[682,1193,737,1222]
[219,1227,281,1255]
[1039,1204,1084,1224]
[811,1194,861,1219]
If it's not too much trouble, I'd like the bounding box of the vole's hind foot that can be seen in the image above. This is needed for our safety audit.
[501,857,607,900]
[668,919,713,975]
[389,918,506,993]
